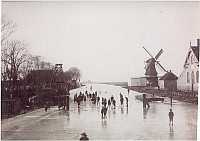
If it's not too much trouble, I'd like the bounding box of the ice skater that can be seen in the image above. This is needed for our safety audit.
[101,106,108,119]
[168,109,174,126]
[80,132,89,140]
[125,96,128,107]
[108,99,111,108]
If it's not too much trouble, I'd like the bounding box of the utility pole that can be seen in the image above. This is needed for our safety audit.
[169,86,173,108]
[170,91,173,107]
[191,71,195,97]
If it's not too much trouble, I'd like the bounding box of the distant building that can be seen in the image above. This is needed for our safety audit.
[129,77,147,87]
[25,69,67,90]
[177,39,199,92]
[158,71,178,90]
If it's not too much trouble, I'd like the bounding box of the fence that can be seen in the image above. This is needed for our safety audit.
[1,98,22,118]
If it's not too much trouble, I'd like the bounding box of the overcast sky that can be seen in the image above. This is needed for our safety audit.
[2,1,200,82]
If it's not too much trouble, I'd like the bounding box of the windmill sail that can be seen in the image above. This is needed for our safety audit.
[155,49,163,60]
[143,46,154,58]
[156,61,168,72]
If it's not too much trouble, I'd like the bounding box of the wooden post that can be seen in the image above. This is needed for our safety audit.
[66,94,69,111]
[170,90,173,107]
[66,96,69,110]
[170,93,172,107]
[192,83,194,97]
[143,94,146,109]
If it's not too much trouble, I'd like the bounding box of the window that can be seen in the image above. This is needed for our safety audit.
[196,71,199,83]
[191,71,195,84]
[191,54,193,64]
[187,72,190,83]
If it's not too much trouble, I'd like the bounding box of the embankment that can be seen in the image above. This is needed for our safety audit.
[123,86,198,104]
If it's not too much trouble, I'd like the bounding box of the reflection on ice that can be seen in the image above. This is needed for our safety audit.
[101,120,107,129]
[169,125,174,139]
[68,84,197,140]
[143,107,149,119]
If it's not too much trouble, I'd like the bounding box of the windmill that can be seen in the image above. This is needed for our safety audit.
[142,46,168,87]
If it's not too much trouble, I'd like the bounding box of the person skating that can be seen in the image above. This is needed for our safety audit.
[108,99,111,108]
[77,98,81,108]
[97,96,100,105]
[146,99,150,108]
[44,101,49,112]
[125,97,128,107]
[101,106,104,118]
[74,93,77,103]
[80,132,89,140]
[113,99,116,109]
[104,98,107,107]
[102,98,104,106]
[111,95,114,102]
[84,95,86,102]
[169,109,174,126]
[103,106,108,118]
[120,93,123,99]
[120,97,124,106]
[101,105,108,119]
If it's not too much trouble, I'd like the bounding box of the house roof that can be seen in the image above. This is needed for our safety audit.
[191,46,199,61]
[183,42,199,67]
[26,70,68,84]
[159,71,178,80]
[26,70,56,83]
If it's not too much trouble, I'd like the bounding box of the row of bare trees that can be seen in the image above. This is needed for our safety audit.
[65,67,81,82]
[1,16,81,86]
[1,16,82,116]
[1,16,54,82]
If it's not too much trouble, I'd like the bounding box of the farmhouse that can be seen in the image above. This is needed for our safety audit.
[177,39,199,92]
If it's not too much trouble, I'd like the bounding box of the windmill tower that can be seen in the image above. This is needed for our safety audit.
[143,47,168,87]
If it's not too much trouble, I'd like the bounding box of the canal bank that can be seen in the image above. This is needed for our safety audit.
[124,86,198,104]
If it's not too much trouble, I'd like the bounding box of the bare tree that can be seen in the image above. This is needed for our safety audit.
[68,67,81,81]
[45,62,54,70]
[31,55,41,70]
[64,70,73,81]
[19,54,35,79]
[43,61,54,70]
[1,15,16,45]
[1,48,9,81]
[1,40,28,81]
[1,16,17,81]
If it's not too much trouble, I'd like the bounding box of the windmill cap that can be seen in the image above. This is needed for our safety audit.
[159,71,178,80]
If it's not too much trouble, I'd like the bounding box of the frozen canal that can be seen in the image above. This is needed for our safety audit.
[1,84,197,140]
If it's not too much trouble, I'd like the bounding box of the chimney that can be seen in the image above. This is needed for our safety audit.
[197,39,200,47]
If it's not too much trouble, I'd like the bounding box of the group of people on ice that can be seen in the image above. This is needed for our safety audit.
[120,93,129,107]
[101,93,129,119]
[101,95,117,119]
[74,91,101,107]
[73,89,129,119]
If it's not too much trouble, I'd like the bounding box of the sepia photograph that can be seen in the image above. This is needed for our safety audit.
[1,0,199,140]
